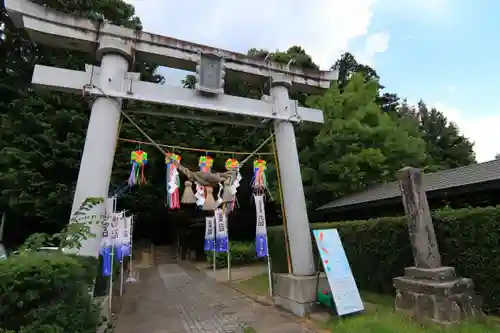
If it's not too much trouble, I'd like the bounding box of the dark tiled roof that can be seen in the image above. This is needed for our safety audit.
[317,159,500,211]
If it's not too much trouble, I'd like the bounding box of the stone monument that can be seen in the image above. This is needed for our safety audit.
[393,167,482,326]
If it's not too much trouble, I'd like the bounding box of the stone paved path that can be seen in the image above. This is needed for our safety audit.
[114,262,316,333]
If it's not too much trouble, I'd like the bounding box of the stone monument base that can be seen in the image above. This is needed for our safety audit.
[393,266,483,326]
[273,273,328,317]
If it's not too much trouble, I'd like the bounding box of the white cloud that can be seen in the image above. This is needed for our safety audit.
[125,0,388,70]
[433,103,498,163]
[356,32,390,66]
[379,0,452,23]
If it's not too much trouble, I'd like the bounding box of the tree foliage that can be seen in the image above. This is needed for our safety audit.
[0,0,477,246]
[303,73,428,207]
[390,100,476,170]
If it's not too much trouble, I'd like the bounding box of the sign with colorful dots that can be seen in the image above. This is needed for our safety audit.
[313,229,364,316]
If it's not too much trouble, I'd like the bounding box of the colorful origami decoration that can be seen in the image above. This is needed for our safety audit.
[165,153,181,210]
[223,158,241,212]
[251,159,268,193]
[128,150,147,186]
[225,158,239,171]
[199,155,214,173]
[196,155,217,211]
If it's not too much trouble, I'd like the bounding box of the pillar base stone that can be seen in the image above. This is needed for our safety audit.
[394,266,483,326]
[273,273,328,317]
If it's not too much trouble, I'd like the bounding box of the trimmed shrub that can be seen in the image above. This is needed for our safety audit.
[268,206,500,312]
[206,241,264,268]
[0,252,101,332]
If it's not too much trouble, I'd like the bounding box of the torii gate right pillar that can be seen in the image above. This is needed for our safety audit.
[270,77,321,317]
[271,77,315,276]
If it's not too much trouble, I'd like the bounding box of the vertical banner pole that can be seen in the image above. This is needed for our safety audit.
[254,194,272,298]
[224,206,231,281]
[213,244,216,272]
[117,213,125,296]
[126,216,137,283]
[227,208,231,281]
[267,252,273,298]
[120,259,124,296]
[107,201,117,314]
[227,247,231,281]
[129,216,134,276]
[109,244,114,314]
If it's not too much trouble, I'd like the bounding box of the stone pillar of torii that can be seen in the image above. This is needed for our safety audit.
[6,0,337,315]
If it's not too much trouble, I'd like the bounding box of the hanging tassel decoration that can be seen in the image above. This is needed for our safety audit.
[165,153,181,210]
[251,159,268,194]
[203,186,217,211]
[181,181,197,204]
[128,150,148,186]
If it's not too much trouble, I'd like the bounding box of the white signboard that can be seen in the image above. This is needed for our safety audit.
[313,229,364,316]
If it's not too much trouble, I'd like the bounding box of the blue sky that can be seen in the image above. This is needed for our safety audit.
[127,0,497,162]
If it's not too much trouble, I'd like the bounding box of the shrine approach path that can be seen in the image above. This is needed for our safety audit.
[114,247,315,333]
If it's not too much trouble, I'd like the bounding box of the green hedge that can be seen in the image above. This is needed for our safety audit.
[0,252,102,332]
[268,206,500,313]
[206,241,264,268]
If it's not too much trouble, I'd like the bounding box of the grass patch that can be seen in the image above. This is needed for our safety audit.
[234,273,270,298]
[235,276,499,332]
[324,292,499,333]
[242,327,257,333]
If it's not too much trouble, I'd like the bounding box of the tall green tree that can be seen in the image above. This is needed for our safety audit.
[391,100,476,170]
[0,0,154,236]
[303,73,429,208]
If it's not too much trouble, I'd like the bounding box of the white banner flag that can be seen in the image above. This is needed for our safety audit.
[214,208,228,252]
[109,213,121,247]
[101,214,111,248]
[123,216,132,245]
[204,217,215,251]
[254,194,268,258]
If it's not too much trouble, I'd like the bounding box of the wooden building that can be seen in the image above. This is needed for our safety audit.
[316,159,500,222]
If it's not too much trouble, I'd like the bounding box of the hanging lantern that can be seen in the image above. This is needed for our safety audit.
[165,153,181,210]
[128,150,148,186]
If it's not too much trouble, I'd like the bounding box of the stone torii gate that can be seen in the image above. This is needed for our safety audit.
[6,0,337,315]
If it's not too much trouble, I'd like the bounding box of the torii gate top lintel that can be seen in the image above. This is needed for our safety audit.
[5,0,338,94]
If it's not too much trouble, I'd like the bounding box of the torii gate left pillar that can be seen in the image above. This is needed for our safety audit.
[70,37,134,257]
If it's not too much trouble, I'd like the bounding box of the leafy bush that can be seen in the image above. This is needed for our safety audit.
[268,206,500,312]
[0,252,101,332]
[206,241,264,268]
